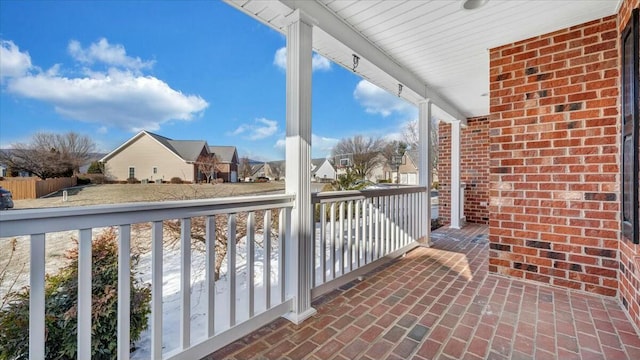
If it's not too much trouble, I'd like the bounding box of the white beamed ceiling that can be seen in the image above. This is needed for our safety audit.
[225,0,622,119]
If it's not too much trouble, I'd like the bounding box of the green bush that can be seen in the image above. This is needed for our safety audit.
[87,161,103,174]
[0,228,151,360]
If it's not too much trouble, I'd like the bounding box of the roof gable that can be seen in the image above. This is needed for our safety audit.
[209,146,238,163]
[100,130,208,163]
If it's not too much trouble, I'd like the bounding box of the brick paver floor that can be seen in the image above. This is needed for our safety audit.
[206,224,640,359]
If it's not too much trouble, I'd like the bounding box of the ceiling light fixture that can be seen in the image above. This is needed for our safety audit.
[462,0,489,10]
[352,54,360,72]
[398,84,403,97]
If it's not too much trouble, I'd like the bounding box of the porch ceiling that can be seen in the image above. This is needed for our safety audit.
[224,0,621,120]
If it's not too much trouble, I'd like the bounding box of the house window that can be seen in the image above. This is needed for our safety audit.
[128,167,135,179]
[153,166,158,174]
[340,158,350,167]
[621,9,639,244]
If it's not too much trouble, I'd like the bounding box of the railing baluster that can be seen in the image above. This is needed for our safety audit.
[29,233,45,360]
[329,203,336,280]
[385,196,391,255]
[228,214,236,327]
[347,201,353,272]
[205,216,215,337]
[181,219,191,348]
[264,210,272,309]
[367,199,373,263]
[320,203,326,284]
[247,212,255,318]
[118,225,131,360]
[279,208,286,303]
[338,202,345,275]
[355,200,361,268]
[151,221,164,358]
[371,197,380,261]
[311,205,317,288]
[78,228,92,360]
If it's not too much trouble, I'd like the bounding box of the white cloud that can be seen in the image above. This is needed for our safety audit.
[2,39,208,132]
[273,47,331,72]
[272,134,338,159]
[0,40,33,80]
[274,48,287,71]
[68,38,154,71]
[231,118,278,140]
[312,54,331,71]
[353,80,416,117]
[97,126,108,134]
[274,138,286,149]
[312,134,339,158]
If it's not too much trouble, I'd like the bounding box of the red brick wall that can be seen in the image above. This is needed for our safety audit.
[488,15,620,297]
[618,0,640,333]
[438,122,451,225]
[463,117,490,224]
[438,117,490,225]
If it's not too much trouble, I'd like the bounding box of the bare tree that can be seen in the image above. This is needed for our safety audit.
[331,135,386,179]
[239,157,252,180]
[0,132,95,179]
[197,154,220,183]
[403,120,439,173]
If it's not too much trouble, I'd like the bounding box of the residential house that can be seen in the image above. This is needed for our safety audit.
[100,130,238,183]
[397,150,420,185]
[311,158,335,182]
[248,158,333,182]
[209,146,239,183]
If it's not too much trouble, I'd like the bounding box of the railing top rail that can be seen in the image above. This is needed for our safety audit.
[0,193,295,237]
[312,185,427,204]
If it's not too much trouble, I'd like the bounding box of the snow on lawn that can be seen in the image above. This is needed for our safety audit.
[130,218,398,358]
[131,234,283,358]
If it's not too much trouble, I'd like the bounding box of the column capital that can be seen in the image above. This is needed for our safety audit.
[417,98,431,105]
[284,9,317,27]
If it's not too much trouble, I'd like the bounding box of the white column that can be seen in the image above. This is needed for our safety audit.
[284,9,317,324]
[450,119,462,229]
[418,100,432,246]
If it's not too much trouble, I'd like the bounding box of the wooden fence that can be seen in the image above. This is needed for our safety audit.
[0,177,77,200]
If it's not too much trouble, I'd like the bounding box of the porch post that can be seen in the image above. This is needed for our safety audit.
[450,119,462,229]
[418,100,432,246]
[283,9,317,324]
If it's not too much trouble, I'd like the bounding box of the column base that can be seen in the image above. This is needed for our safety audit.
[283,307,317,325]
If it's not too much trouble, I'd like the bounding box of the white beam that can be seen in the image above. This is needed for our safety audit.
[450,120,462,229]
[283,9,317,325]
[279,0,467,121]
[418,100,432,246]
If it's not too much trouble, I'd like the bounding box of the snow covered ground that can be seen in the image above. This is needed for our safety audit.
[131,234,283,358]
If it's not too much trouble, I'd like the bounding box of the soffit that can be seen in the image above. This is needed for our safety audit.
[225,0,621,119]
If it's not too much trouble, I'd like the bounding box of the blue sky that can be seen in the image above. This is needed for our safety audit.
[0,0,417,161]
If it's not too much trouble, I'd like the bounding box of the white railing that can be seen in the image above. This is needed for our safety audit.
[311,186,428,298]
[0,194,294,360]
[0,187,429,359]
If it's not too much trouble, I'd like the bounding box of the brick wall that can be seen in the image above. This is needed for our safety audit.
[488,15,620,297]
[438,117,490,225]
[438,122,451,225]
[462,117,490,224]
[618,0,640,333]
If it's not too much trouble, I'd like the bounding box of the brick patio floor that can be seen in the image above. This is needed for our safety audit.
[206,224,640,359]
